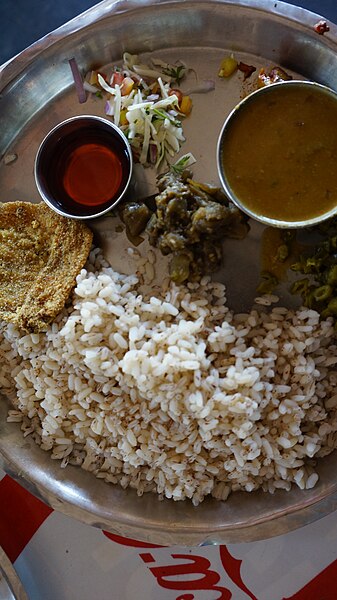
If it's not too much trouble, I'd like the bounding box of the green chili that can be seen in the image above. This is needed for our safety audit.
[327,264,337,286]
[312,285,333,303]
[327,297,337,315]
[276,244,289,262]
[257,271,279,294]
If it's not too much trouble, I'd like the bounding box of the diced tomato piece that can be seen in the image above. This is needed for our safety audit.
[111,71,125,86]
[169,88,183,105]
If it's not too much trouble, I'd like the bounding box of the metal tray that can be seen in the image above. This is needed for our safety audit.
[1,0,337,545]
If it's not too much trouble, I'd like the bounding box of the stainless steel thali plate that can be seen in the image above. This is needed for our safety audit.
[1,0,337,545]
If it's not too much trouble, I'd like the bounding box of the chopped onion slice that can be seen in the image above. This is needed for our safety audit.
[151,58,169,69]
[184,79,215,94]
[147,93,160,101]
[127,100,153,111]
[105,99,114,116]
[123,52,139,69]
[158,77,169,99]
[83,81,100,93]
[139,115,151,164]
[69,58,86,104]
[114,85,122,126]
[97,74,117,96]
[132,65,172,83]
[152,94,179,110]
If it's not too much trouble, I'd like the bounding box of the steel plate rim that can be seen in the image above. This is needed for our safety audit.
[1,0,337,86]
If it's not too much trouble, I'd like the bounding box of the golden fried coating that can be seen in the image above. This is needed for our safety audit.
[0,202,93,332]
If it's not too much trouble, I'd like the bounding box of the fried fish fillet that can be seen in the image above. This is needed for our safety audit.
[0,201,93,332]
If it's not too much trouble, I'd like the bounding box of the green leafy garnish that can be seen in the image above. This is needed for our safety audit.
[170,153,197,175]
[162,64,186,85]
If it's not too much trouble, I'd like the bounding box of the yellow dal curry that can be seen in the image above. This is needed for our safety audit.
[221,82,337,223]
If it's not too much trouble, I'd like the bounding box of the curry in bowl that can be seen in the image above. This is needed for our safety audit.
[217,80,337,227]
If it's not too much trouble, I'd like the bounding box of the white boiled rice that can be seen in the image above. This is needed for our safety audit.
[1,246,337,505]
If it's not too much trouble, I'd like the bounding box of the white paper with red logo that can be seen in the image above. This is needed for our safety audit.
[1,468,337,599]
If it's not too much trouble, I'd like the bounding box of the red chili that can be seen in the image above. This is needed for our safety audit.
[238,62,256,80]
[314,20,330,35]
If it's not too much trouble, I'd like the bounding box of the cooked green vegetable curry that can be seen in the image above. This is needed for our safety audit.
[120,170,249,283]
[290,217,337,323]
[221,82,337,223]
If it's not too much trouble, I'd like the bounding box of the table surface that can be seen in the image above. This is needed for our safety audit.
[1,465,337,600]
[1,1,337,599]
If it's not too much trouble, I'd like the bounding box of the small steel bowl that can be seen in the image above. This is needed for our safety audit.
[34,115,133,219]
[217,80,337,228]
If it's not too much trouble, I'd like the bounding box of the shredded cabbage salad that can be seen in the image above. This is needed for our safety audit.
[84,53,193,169]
